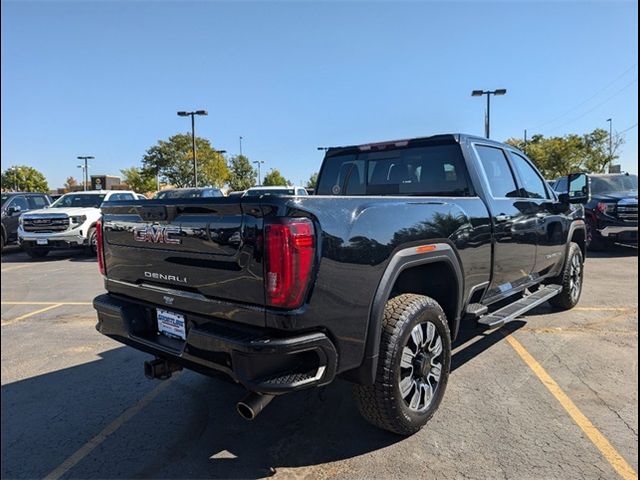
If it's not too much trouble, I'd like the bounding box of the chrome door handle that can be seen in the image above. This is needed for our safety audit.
[495,214,511,222]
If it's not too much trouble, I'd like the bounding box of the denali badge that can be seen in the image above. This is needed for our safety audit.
[144,271,187,283]
[133,225,181,244]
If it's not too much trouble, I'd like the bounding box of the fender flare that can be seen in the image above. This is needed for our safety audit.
[567,219,586,256]
[343,243,464,385]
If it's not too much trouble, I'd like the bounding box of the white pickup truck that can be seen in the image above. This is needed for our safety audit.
[18,190,136,258]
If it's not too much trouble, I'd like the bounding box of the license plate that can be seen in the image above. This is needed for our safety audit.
[36,239,48,245]
[156,309,186,340]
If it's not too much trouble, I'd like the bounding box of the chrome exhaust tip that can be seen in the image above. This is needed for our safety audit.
[236,392,275,420]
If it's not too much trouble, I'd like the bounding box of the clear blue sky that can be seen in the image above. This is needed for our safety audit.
[1,1,637,189]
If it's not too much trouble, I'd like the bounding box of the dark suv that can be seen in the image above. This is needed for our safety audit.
[1,192,52,250]
[555,173,638,250]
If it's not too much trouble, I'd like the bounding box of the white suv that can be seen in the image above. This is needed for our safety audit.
[18,190,136,258]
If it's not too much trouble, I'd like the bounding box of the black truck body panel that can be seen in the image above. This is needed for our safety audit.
[94,134,585,391]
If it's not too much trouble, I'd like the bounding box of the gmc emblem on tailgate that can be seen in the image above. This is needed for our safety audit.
[133,225,181,244]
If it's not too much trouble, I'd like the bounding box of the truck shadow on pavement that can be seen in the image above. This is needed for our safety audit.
[1,322,525,479]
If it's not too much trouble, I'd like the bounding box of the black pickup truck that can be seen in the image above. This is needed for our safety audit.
[93,134,589,435]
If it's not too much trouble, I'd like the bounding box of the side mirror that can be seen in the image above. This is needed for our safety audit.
[7,205,22,216]
[562,173,590,204]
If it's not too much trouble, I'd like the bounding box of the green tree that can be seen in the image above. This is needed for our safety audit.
[582,128,624,173]
[142,133,229,188]
[263,169,289,186]
[305,172,319,190]
[504,128,624,178]
[121,167,158,194]
[1,166,48,193]
[64,176,78,191]
[227,155,257,191]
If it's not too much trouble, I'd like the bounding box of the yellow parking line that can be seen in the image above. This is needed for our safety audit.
[1,302,92,305]
[1,304,64,327]
[573,307,635,312]
[44,375,177,480]
[0,264,31,272]
[504,332,637,480]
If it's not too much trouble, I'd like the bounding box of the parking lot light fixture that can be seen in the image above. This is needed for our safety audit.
[253,160,264,186]
[177,110,208,187]
[471,89,507,138]
[77,156,94,191]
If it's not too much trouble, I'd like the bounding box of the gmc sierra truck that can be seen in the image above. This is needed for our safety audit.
[93,134,589,435]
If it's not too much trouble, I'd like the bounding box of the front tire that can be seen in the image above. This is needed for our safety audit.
[86,227,97,256]
[353,294,451,436]
[549,242,584,310]
[24,247,49,259]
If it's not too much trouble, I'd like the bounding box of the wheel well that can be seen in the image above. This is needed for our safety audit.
[571,227,586,257]
[389,261,459,334]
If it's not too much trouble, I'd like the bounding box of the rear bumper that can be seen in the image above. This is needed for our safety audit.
[93,293,338,394]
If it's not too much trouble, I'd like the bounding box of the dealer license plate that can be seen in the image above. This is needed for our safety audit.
[156,308,186,340]
[36,239,48,245]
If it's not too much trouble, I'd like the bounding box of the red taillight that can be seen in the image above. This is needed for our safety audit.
[265,218,315,308]
[96,218,106,275]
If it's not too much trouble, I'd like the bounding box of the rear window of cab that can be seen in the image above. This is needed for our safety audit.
[317,144,472,196]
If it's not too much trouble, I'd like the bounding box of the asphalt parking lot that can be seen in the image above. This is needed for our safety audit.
[1,245,637,480]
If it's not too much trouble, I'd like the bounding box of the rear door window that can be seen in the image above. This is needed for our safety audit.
[475,145,520,198]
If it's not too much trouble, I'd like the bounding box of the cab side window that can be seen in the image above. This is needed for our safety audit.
[509,152,550,199]
[109,193,134,201]
[10,196,29,212]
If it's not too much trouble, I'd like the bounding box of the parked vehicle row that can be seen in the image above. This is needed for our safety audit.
[17,190,136,258]
[553,173,638,250]
[1,192,52,250]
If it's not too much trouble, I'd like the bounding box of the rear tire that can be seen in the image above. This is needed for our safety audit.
[353,294,451,436]
[549,242,584,310]
[24,247,49,259]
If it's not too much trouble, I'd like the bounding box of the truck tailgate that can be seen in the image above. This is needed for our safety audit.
[100,198,265,307]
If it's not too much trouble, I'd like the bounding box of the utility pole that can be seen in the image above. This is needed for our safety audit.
[239,136,243,156]
[606,118,613,172]
[524,129,528,154]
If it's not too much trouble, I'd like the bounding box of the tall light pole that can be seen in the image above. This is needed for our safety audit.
[177,110,208,187]
[253,160,264,186]
[239,136,243,156]
[471,89,507,138]
[606,118,613,171]
[77,156,94,191]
